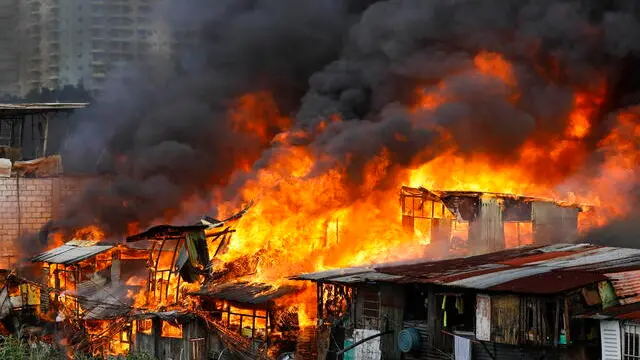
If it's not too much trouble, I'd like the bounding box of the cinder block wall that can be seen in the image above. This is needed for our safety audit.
[0,177,87,267]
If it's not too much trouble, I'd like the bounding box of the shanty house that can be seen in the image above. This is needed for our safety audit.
[400,187,583,255]
[133,311,215,360]
[294,243,640,360]
[30,240,148,356]
[191,280,310,359]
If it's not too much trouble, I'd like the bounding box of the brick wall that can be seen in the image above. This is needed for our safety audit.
[0,177,87,268]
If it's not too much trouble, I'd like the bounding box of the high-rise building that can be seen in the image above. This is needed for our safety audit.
[0,0,22,96]
[21,0,164,95]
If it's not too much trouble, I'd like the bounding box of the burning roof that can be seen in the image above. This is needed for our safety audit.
[30,240,113,265]
[293,243,640,297]
[191,281,300,306]
[125,224,209,242]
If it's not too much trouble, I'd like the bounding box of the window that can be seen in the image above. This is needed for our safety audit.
[404,286,427,321]
[625,323,640,360]
[137,319,152,334]
[357,287,380,330]
[504,221,533,248]
[161,321,182,338]
[450,220,469,254]
[401,189,455,245]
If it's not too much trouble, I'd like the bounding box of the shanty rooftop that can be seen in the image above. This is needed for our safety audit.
[30,240,113,265]
[293,243,640,302]
[0,103,88,117]
[191,281,300,306]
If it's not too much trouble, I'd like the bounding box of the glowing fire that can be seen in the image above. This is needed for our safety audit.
[47,50,638,357]
[210,51,638,323]
[161,321,182,338]
[73,225,105,241]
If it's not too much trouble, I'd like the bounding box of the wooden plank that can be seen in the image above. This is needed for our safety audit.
[475,294,491,342]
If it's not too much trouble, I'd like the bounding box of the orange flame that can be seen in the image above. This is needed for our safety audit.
[210,51,638,325]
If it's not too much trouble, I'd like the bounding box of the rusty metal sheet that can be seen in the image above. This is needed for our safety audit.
[191,281,300,305]
[607,269,640,305]
[126,224,208,242]
[293,243,640,296]
[487,270,606,294]
[291,266,372,281]
[31,243,113,265]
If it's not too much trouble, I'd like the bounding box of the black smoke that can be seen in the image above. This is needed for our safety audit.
[51,0,640,239]
[56,0,358,235]
[583,186,640,247]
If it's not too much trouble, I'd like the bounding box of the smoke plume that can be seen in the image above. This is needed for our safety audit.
[50,0,640,243]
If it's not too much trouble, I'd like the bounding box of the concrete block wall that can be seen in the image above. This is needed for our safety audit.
[0,177,87,268]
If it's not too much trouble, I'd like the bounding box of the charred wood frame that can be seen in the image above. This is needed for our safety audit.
[317,282,354,326]
[400,186,582,254]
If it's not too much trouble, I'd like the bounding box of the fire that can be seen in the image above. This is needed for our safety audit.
[205,51,638,329]
[73,226,105,241]
[41,49,640,358]
[215,50,637,286]
[474,51,517,87]
[230,91,291,142]
[160,321,182,338]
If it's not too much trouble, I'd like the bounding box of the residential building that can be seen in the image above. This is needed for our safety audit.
[0,0,22,96]
[21,0,166,95]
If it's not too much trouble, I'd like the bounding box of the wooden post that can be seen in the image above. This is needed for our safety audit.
[152,318,161,358]
[554,299,560,347]
[40,113,50,158]
[265,310,269,354]
[166,238,181,302]
[563,298,570,344]
[252,310,256,339]
[317,282,323,320]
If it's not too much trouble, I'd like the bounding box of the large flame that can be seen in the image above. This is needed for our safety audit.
[211,51,638,322]
[219,51,636,277]
[48,51,639,356]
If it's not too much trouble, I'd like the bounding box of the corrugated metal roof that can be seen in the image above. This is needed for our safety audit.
[293,266,372,281]
[293,243,640,296]
[191,281,300,305]
[31,242,113,265]
[0,103,88,111]
[607,270,640,305]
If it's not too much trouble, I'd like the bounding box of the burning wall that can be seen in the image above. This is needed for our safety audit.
[400,187,583,255]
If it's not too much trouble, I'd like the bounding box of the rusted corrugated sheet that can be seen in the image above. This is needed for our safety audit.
[31,242,113,265]
[607,270,640,305]
[294,243,640,297]
[191,281,299,305]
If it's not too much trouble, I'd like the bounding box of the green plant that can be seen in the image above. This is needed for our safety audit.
[0,333,155,360]
[0,334,60,360]
[0,334,28,360]
[123,351,155,360]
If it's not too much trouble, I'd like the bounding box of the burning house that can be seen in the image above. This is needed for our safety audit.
[133,311,211,360]
[400,187,583,255]
[27,239,148,356]
[294,243,640,360]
